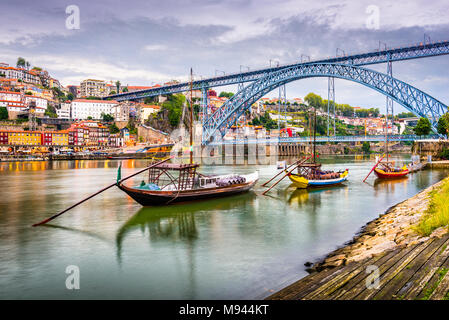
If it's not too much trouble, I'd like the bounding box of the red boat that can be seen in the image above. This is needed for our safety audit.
[373,162,409,179]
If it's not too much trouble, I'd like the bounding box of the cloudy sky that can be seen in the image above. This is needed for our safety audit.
[1,0,449,113]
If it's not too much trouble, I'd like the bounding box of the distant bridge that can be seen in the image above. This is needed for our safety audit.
[208,134,440,146]
[105,40,449,145]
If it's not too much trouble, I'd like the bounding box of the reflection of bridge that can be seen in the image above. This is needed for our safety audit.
[208,134,440,146]
[107,40,449,145]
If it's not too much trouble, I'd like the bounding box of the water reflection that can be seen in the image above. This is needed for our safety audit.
[115,192,257,261]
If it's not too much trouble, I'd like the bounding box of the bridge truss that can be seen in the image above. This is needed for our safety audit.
[202,63,448,144]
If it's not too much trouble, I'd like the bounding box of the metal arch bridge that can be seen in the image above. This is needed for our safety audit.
[202,63,448,143]
[107,40,449,101]
[207,134,440,146]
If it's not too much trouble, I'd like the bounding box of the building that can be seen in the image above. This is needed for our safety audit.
[139,104,160,123]
[71,99,118,120]
[80,79,107,98]
[7,131,42,145]
[111,102,130,122]
[24,95,48,110]
[108,133,123,147]
[56,103,71,119]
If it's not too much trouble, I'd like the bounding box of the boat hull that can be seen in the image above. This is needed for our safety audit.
[118,179,257,206]
[288,171,348,189]
[374,168,409,179]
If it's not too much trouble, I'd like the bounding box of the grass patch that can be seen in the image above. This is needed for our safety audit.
[413,178,449,237]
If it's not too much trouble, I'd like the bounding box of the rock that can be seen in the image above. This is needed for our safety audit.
[430,227,449,238]
[324,254,346,263]
[304,261,313,267]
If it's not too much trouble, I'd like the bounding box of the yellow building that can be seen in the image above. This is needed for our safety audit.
[8,131,41,145]
[51,131,69,145]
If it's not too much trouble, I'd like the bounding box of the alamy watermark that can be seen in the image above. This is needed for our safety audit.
[365,265,380,290]
[365,5,380,30]
[65,265,80,290]
[66,5,80,30]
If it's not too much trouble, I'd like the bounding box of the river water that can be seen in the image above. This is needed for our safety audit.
[0,156,447,299]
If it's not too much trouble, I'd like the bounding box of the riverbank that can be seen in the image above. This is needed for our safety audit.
[307,177,449,272]
[268,176,449,300]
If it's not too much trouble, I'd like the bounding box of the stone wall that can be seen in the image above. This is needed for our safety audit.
[137,124,170,144]
[412,140,449,159]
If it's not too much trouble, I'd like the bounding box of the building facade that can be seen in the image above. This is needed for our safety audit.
[71,99,118,120]
[80,79,107,98]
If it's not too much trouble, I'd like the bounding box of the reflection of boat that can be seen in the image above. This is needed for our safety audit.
[118,162,258,205]
[116,193,256,260]
[374,176,408,187]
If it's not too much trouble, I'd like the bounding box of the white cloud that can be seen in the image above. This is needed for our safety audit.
[143,44,167,51]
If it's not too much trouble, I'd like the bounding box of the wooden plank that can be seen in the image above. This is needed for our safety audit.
[401,235,449,300]
[430,269,449,300]
[330,247,406,300]
[335,245,418,300]
[302,254,384,300]
[373,236,448,300]
[266,266,340,300]
[354,240,432,300]
[416,254,449,300]
[310,250,393,300]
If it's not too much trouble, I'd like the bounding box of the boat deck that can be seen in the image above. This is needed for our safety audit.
[267,234,449,300]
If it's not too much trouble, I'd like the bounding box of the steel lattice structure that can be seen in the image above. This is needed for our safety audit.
[202,63,448,144]
[107,41,449,101]
[208,134,440,146]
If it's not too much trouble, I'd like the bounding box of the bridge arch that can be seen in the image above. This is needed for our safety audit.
[202,63,447,144]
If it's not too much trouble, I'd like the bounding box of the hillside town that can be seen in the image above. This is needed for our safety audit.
[0,57,423,157]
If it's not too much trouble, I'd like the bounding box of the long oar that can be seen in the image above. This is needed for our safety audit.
[363,154,385,182]
[32,157,171,227]
[262,156,310,195]
[262,158,302,187]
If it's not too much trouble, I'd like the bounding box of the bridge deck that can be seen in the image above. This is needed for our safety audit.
[267,234,449,300]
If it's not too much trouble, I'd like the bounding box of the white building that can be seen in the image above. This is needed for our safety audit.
[80,79,107,98]
[71,99,118,120]
[111,102,130,122]
[24,95,48,110]
[56,103,71,119]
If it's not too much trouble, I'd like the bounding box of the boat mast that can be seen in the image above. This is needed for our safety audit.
[313,105,317,164]
[189,68,194,165]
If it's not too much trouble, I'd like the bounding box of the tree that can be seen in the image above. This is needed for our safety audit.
[304,92,323,109]
[87,116,93,120]
[101,113,114,122]
[109,90,116,95]
[219,92,234,98]
[122,87,128,92]
[437,113,449,136]
[0,107,8,120]
[115,80,121,93]
[44,105,58,118]
[67,92,74,101]
[362,141,370,154]
[109,123,120,134]
[16,57,26,68]
[414,117,432,136]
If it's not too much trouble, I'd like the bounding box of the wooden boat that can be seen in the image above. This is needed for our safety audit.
[118,162,258,205]
[287,162,349,189]
[373,161,408,179]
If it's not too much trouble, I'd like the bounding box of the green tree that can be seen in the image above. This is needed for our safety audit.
[122,87,128,92]
[362,141,370,154]
[219,92,234,98]
[414,117,432,136]
[109,90,116,95]
[115,80,121,93]
[109,123,120,134]
[87,116,93,120]
[101,113,114,122]
[67,92,74,101]
[16,57,26,68]
[437,113,449,136]
[304,92,323,109]
[44,105,58,118]
[0,107,8,120]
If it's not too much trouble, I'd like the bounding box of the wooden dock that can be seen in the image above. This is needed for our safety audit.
[267,234,449,300]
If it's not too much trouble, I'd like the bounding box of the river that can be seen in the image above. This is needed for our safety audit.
[0,155,447,299]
